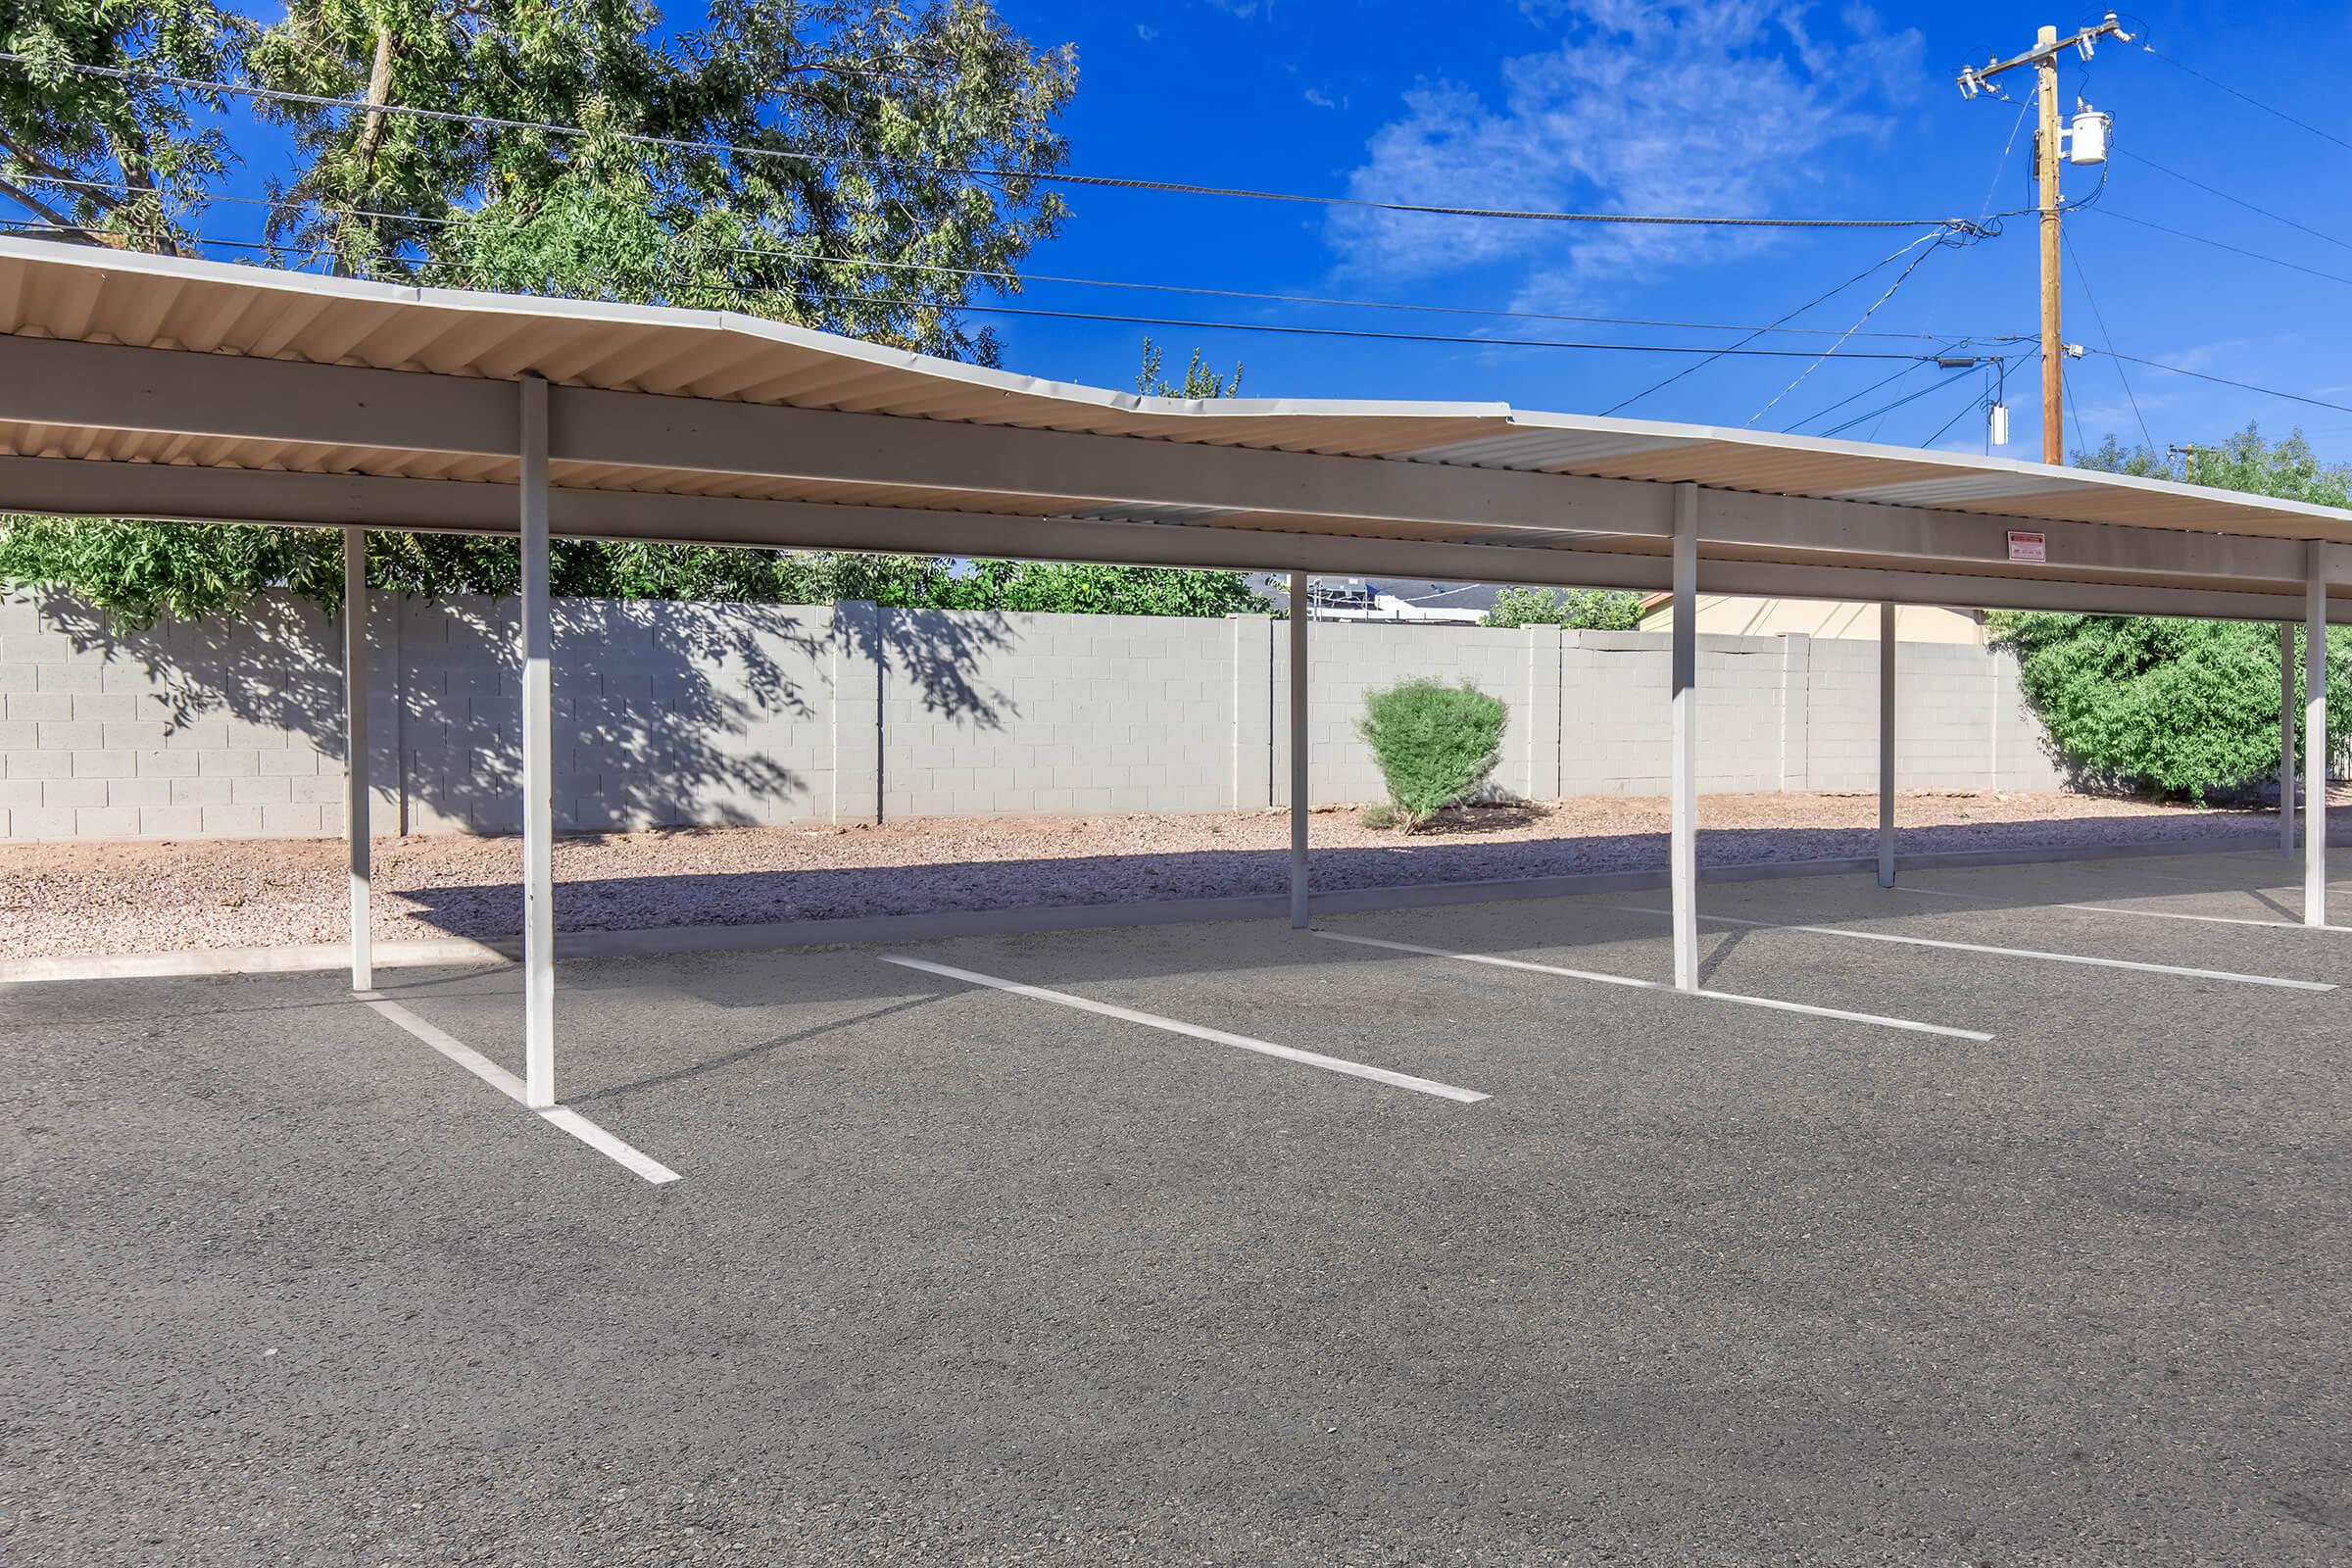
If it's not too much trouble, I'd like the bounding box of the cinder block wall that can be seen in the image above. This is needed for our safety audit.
[879,609,1233,817]
[0,589,2065,841]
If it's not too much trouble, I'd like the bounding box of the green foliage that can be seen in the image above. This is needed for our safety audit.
[238,0,1079,362]
[1356,678,1508,830]
[1137,337,1242,399]
[1481,586,1645,630]
[0,515,339,629]
[1987,425,2352,799]
[0,521,1269,626]
[0,0,253,249]
[934,560,1268,615]
[1358,803,1399,831]
[1989,613,2352,799]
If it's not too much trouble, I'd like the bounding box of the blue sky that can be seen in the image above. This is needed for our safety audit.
[970,0,2352,461]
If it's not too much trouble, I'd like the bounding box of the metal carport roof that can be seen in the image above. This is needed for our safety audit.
[2,235,2347,624]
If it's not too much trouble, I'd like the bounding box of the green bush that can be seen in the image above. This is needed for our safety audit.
[1356,678,1508,830]
[1989,612,2352,801]
[1481,586,1644,630]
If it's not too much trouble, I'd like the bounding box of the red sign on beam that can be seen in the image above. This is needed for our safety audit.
[2007,530,2048,564]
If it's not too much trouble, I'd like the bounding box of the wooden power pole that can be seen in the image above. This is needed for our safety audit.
[1956,14,2131,465]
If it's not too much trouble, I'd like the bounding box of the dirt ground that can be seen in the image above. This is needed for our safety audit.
[0,788,2309,959]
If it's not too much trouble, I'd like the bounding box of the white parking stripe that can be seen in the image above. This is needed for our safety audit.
[880,954,1489,1103]
[359,995,682,1185]
[1597,905,2334,992]
[1312,930,1990,1041]
[1893,883,2352,933]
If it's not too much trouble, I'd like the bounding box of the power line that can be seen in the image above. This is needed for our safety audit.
[1,173,2023,345]
[2087,349,2352,417]
[1921,376,1993,450]
[1744,237,1947,425]
[0,52,1992,233]
[1782,361,1926,435]
[2060,231,2155,455]
[2116,150,2352,254]
[0,220,2001,365]
[2084,210,2352,290]
[1819,367,1979,439]
[1602,231,1951,415]
[2140,43,2352,156]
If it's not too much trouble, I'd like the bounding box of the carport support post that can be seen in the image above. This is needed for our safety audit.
[1670,483,1698,991]
[2306,547,2328,928]
[2280,621,2297,857]
[1878,601,1895,889]
[520,375,556,1108]
[343,526,371,992]
[1289,569,1310,929]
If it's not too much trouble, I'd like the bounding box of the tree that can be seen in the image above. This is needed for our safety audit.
[0,0,253,250]
[1137,336,1242,399]
[1481,585,1645,630]
[1987,426,2352,800]
[246,0,1077,359]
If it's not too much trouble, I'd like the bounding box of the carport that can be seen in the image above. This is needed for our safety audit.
[4,234,2347,1120]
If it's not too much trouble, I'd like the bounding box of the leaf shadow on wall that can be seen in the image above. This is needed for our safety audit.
[24,591,1014,832]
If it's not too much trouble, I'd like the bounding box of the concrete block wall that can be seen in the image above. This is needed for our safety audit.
[1797,636,2062,793]
[877,609,1232,818]
[396,597,833,834]
[1555,631,1789,796]
[0,588,2066,841]
[1275,618,1526,807]
[0,590,348,841]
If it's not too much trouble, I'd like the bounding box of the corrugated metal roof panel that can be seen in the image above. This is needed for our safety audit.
[2,236,2348,557]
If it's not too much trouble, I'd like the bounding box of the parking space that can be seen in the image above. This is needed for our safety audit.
[7,848,2352,1562]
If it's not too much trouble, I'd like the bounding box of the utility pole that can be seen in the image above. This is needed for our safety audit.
[1956,14,2131,466]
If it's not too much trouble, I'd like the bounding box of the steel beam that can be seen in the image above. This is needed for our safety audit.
[2308,547,2328,928]
[8,335,2345,593]
[1879,601,1896,889]
[519,377,556,1109]
[1695,486,2312,587]
[1671,484,1699,992]
[2282,621,2298,858]
[0,456,2337,626]
[1290,571,1310,929]
[343,527,371,992]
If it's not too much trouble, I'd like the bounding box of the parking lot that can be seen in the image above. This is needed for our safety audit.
[7,847,2352,1564]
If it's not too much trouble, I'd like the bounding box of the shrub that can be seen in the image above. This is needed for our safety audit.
[1358,803,1399,831]
[1357,678,1508,830]
[1481,586,1644,630]
[1989,612,2352,801]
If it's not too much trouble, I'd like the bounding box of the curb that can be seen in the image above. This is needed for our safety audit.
[0,831,2296,984]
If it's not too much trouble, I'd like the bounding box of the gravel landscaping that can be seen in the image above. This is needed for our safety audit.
[0,788,2315,960]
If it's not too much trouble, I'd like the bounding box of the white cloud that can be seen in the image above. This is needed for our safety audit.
[1329,1,1923,304]
[1135,23,1159,42]
[1303,86,1340,110]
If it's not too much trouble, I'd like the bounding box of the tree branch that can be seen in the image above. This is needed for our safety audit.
[0,174,100,236]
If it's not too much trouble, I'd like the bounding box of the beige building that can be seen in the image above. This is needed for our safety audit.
[1637,594,1989,645]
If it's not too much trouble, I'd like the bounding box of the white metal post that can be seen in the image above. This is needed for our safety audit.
[1878,600,1896,889]
[1289,569,1310,929]
[1670,484,1699,991]
[2281,620,2297,857]
[343,526,372,992]
[519,376,556,1107]
[2306,548,2328,928]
